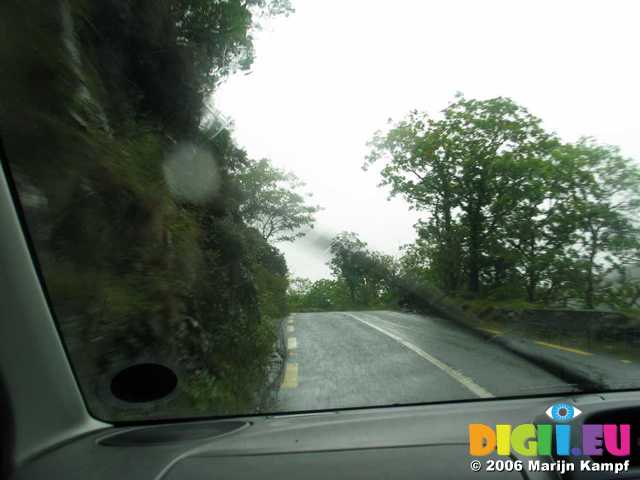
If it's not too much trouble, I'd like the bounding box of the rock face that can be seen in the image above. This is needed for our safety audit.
[257,319,288,412]
[0,0,289,419]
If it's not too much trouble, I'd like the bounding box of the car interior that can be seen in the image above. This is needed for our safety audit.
[2,1,640,479]
[1,154,640,479]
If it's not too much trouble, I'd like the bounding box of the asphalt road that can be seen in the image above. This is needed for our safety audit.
[275,310,575,412]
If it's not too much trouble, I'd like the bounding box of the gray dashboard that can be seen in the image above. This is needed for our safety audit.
[14,392,640,480]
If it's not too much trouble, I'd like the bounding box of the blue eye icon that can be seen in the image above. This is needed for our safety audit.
[545,403,582,422]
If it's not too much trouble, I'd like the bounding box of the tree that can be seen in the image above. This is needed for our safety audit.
[495,151,579,302]
[366,95,558,294]
[328,232,396,307]
[555,140,640,308]
[236,158,320,242]
[329,232,369,304]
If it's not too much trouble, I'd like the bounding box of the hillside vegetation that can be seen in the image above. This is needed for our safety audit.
[0,0,320,418]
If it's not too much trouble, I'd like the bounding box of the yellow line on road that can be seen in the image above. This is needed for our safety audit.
[281,363,298,388]
[479,327,503,336]
[287,337,297,350]
[534,341,592,356]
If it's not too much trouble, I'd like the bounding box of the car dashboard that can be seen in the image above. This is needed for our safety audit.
[13,392,640,480]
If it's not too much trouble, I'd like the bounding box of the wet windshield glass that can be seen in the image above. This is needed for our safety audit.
[1,0,640,420]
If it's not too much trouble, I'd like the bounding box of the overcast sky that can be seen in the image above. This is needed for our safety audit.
[213,0,640,281]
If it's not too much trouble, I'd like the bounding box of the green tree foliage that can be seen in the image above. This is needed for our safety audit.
[366,95,559,294]
[329,232,370,303]
[288,278,352,312]
[554,140,640,307]
[77,0,292,133]
[0,0,294,417]
[236,158,320,242]
[327,232,396,308]
[289,232,399,313]
[367,95,640,309]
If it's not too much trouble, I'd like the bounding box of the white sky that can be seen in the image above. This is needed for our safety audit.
[214,0,640,281]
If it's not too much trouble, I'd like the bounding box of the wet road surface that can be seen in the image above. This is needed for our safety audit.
[275,310,574,412]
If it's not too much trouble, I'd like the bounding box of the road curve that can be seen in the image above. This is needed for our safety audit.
[275,310,574,412]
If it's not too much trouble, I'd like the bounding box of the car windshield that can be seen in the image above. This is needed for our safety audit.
[2,0,640,421]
